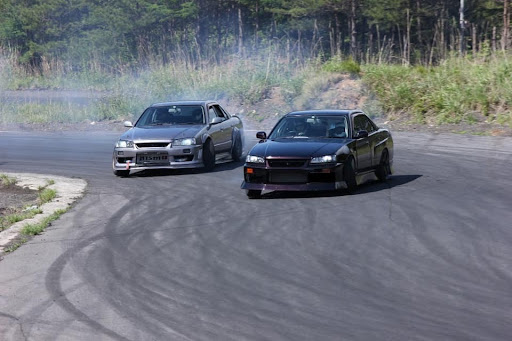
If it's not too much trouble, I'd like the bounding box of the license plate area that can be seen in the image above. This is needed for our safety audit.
[269,170,307,183]
[136,152,169,165]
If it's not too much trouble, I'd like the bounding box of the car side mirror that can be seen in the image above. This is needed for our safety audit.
[123,121,133,127]
[355,130,368,139]
[256,131,267,139]
[210,117,224,124]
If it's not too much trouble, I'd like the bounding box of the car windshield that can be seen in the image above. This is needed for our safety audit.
[269,115,349,139]
[135,105,205,127]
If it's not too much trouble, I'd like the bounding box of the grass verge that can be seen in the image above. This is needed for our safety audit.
[0,175,57,232]
[361,54,512,126]
[21,208,68,236]
[1,50,511,131]
[0,174,17,186]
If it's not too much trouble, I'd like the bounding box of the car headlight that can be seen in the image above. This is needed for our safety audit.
[310,155,337,164]
[115,140,134,148]
[246,155,265,163]
[173,138,196,146]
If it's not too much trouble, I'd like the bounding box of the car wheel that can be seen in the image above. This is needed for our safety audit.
[114,169,130,177]
[375,149,390,181]
[231,134,243,162]
[203,139,216,171]
[344,157,357,193]
[113,159,130,177]
[246,189,262,199]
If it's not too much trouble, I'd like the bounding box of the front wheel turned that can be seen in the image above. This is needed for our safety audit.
[202,139,216,171]
[344,157,357,194]
[113,159,130,177]
[375,149,391,181]
[231,135,243,162]
[114,169,130,177]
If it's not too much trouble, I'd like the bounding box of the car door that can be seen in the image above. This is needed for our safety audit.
[351,114,372,171]
[214,104,234,152]
[207,105,232,152]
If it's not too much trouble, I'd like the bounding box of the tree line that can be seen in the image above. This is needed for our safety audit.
[0,0,510,71]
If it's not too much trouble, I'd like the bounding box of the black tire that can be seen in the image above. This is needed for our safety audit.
[113,159,130,177]
[375,149,390,181]
[231,134,243,162]
[246,190,262,199]
[113,169,130,177]
[344,157,357,193]
[203,139,216,171]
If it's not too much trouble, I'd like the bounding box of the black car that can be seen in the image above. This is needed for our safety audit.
[241,110,393,198]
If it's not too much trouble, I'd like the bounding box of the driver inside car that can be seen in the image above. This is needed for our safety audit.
[328,122,347,138]
[295,120,308,136]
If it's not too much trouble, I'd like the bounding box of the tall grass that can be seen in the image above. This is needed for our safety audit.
[1,47,511,128]
[362,54,512,125]
[0,49,308,124]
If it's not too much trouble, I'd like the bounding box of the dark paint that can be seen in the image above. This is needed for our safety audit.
[241,110,393,193]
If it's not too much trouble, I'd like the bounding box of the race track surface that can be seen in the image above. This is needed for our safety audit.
[1,130,512,340]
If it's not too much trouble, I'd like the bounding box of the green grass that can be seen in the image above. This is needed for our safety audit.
[21,208,68,235]
[322,56,361,75]
[4,237,28,253]
[0,174,17,186]
[38,188,57,204]
[1,49,511,129]
[0,177,57,232]
[361,55,512,125]
[1,56,306,124]
[0,207,43,232]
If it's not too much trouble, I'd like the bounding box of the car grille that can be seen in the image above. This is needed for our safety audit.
[267,159,307,168]
[136,142,170,148]
[269,170,307,183]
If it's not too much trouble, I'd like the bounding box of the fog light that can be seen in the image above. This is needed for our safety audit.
[118,151,124,155]
[183,149,191,153]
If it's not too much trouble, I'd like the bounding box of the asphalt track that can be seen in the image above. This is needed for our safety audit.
[1,130,512,340]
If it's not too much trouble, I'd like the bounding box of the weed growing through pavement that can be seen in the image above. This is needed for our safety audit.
[21,208,68,235]
[0,174,17,186]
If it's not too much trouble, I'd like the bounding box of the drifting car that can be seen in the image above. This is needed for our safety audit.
[241,110,393,198]
[113,100,243,176]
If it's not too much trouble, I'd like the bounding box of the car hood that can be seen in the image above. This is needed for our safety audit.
[121,125,203,141]
[249,138,350,157]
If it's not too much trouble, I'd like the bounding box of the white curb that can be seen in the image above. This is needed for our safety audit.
[0,172,87,253]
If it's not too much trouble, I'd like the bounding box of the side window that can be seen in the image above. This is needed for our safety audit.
[362,115,377,133]
[353,115,365,134]
[353,115,376,134]
[208,107,217,123]
[215,105,231,119]
[212,105,226,119]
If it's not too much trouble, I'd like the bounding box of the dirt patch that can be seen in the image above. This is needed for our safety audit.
[0,173,87,255]
[0,183,39,217]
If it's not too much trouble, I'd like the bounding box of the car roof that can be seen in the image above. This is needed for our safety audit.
[285,110,362,117]
[150,100,217,107]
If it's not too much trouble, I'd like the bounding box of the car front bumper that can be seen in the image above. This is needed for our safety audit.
[113,144,204,172]
[240,162,348,191]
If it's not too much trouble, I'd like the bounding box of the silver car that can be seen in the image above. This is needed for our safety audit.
[112,100,244,176]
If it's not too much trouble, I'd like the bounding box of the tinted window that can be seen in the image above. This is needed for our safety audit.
[353,115,376,134]
[269,115,348,139]
[136,105,204,126]
[208,105,227,122]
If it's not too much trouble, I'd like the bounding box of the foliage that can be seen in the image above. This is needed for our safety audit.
[0,0,510,71]
[0,174,17,186]
[38,188,57,204]
[362,55,512,125]
[21,208,67,235]
[322,56,361,74]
